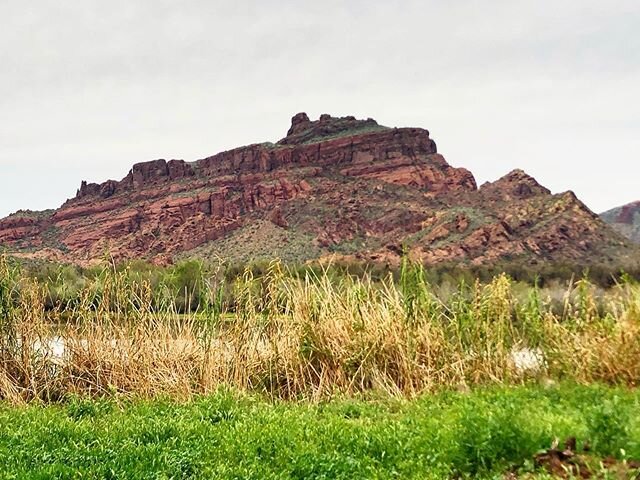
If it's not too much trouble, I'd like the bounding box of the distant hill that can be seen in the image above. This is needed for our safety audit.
[601,201,640,244]
[0,113,636,269]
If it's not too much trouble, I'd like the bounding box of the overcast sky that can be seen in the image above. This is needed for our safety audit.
[1,0,638,218]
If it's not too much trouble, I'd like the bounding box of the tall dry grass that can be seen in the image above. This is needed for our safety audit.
[0,255,639,403]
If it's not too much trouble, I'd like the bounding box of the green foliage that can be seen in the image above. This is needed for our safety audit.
[167,259,208,312]
[585,393,631,455]
[399,256,436,324]
[9,253,640,317]
[0,255,19,329]
[0,384,638,479]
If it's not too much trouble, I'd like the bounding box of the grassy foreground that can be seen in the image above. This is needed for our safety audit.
[0,383,639,479]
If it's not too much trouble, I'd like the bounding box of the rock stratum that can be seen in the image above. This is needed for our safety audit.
[601,201,640,244]
[0,113,636,268]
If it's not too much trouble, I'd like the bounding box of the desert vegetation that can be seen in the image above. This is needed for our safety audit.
[2,253,640,477]
[1,254,639,403]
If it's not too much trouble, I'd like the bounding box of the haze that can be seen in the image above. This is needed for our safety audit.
[1,0,638,219]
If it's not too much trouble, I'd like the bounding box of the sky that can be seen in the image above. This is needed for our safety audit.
[1,0,638,218]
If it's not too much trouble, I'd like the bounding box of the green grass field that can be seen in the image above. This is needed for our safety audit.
[1,383,639,479]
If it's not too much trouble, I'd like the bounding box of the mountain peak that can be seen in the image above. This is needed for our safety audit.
[0,114,634,268]
[480,169,551,201]
[279,113,386,145]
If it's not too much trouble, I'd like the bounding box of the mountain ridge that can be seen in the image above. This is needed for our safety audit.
[0,113,635,269]
[601,201,640,244]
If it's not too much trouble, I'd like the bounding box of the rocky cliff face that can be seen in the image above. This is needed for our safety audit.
[0,113,635,267]
[601,201,640,244]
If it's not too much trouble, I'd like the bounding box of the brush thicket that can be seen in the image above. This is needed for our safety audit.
[0,255,638,403]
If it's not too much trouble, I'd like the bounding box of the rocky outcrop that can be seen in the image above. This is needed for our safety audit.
[601,201,640,243]
[340,154,476,193]
[0,113,635,268]
[279,113,383,145]
[479,169,551,202]
[286,112,311,137]
[75,159,194,200]
[0,216,43,243]
[125,159,194,188]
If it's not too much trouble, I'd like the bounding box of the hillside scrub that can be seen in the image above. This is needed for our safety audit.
[0,255,639,402]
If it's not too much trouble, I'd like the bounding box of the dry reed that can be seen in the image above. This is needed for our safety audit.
[1,256,638,403]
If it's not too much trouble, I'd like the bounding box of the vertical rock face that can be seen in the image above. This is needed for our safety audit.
[601,201,640,243]
[287,112,311,136]
[76,160,194,200]
[124,159,195,189]
[0,113,635,267]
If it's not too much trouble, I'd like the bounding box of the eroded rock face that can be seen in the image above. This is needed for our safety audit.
[479,169,551,202]
[601,201,640,243]
[0,216,43,243]
[286,112,311,136]
[279,113,382,145]
[0,113,634,267]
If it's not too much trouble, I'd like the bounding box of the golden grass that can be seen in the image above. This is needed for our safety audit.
[1,256,639,403]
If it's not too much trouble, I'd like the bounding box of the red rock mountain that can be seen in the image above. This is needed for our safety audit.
[601,201,640,244]
[0,113,636,268]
